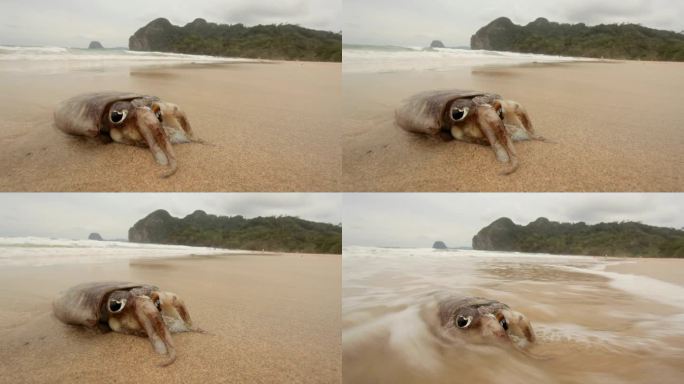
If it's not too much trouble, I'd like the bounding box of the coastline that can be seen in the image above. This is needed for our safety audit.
[0,252,341,383]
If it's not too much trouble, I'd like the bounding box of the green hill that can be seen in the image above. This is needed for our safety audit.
[129,18,341,62]
[471,17,684,61]
[472,217,684,257]
[128,209,341,254]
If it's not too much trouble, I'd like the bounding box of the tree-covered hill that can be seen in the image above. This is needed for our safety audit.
[471,17,684,61]
[472,217,684,257]
[129,18,341,62]
[129,209,342,254]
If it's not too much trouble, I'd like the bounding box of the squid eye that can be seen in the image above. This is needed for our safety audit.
[497,108,504,120]
[500,318,508,331]
[154,299,161,311]
[451,107,469,122]
[456,315,472,328]
[108,299,126,313]
[154,109,163,122]
[109,110,128,124]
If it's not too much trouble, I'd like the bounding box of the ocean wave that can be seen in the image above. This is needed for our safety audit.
[0,45,258,73]
[0,236,247,267]
[342,45,594,73]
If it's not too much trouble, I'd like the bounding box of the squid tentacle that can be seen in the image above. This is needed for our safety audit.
[135,108,178,178]
[134,298,177,367]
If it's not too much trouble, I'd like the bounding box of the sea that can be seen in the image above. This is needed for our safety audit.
[342,44,594,73]
[0,236,241,267]
[343,246,684,384]
[0,45,253,74]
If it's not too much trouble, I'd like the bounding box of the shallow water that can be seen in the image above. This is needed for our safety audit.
[342,45,593,73]
[0,45,255,74]
[343,247,684,384]
[0,236,243,266]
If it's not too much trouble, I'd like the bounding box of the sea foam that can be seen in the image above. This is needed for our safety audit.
[342,45,594,73]
[0,236,243,267]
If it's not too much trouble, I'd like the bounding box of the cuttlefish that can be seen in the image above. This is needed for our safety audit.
[53,282,198,366]
[54,92,200,178]
[395,90,546,174]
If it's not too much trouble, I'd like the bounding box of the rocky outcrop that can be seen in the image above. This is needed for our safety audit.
[128,209,342,254]
[128,209,176,243]
[430,40,445,48]
[88,232,103,241]
[472,217,684,257]
[432,241,448,249]
[470,16,684,61]
[88,41,104,49]
[128,17,341,62]
[472,217,518,251]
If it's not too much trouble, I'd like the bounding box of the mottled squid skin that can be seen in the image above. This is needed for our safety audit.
[53,282,197,366]
[395,89,545,174]
[436,296,536,350]
[54,92,199,178]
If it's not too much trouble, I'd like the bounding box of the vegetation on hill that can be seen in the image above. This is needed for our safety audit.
[471,17,684,61]
[129,209,341,254]
[129,18,341,62]
[472,217,684,257]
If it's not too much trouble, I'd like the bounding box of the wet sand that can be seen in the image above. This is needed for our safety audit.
[0,253,341,383]
[342,249,684,384]
[0,61,341,191]
[342,61,684,191]
[606,257,684,286]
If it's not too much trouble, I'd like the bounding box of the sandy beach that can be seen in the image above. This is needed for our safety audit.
[606,257,684,286]
[342,60,684,191]
[0,61,341,191]
[0,253,341,383]
[342,248,684,384]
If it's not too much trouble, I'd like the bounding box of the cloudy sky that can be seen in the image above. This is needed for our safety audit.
[0,193,341,240]
[343,193,684,248]
[344,0,684,46]
[0,0,341,47]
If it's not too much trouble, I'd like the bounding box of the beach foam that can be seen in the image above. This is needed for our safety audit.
[342,45,594,73]
[0,236,243,267]
[0,45,257,73]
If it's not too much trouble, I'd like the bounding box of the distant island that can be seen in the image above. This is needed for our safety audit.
[430,40,445,48]
[88,232,103,240]
[472,217,684,257]
[88,41,104,49]
[128,209,341,254]
[432,241,448,249]
[471,17,684,61]
[129,18,341,62]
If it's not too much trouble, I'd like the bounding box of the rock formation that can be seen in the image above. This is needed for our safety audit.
[128,209,342,254]
[429,40,445,48]
[88,41,104,49]
[88,232,103,240]
[472,217,684,257]
[470,16,684,61]
[432,241,448,249]
[129,17,341,62]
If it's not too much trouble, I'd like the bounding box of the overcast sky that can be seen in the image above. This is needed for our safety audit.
[0,193,341,240]
[344,0,684,46]
[343,193,684,248]
[0,0,341,47]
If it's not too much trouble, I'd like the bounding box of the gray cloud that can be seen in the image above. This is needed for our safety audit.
[343,0,684,46]
[0,0,340,47]
[343,193,684,248]
[0,193,341,240]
